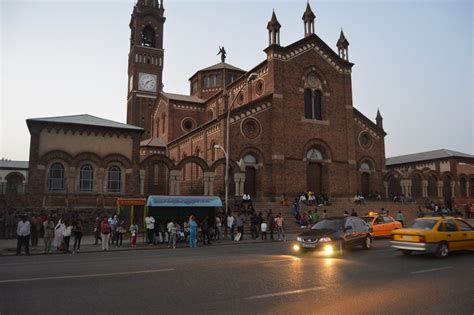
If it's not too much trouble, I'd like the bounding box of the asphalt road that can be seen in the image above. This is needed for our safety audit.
[0,239,473,315]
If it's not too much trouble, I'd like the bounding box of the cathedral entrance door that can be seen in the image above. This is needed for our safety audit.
[244,167,257,197]
[361,173,370,197]
[306,162,322,194]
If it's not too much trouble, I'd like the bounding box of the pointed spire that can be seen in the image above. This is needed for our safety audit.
[376,108,383,129]
[302,1,316,21]
[267,10,281,31]
[337,29,349,48]
[160,0,164,9]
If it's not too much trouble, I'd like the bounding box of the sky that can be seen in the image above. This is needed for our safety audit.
[1,0,473,161]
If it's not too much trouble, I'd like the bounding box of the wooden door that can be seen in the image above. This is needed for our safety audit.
[307,163,322,194]
[244,167,257,197]
[361,173,370,196]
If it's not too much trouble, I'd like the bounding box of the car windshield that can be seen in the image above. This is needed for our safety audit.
[312,219,344,230]
[361,217,373,223]
[407,220,437,230]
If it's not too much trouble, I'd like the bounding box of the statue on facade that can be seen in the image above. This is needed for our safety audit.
[217,46,227,63]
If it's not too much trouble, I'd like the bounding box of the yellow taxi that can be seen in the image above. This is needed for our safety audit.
[391,216,474,258]
[361,212,402,237]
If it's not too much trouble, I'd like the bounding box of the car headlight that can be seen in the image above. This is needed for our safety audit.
[319,237,331,242]
[297,236,303,242]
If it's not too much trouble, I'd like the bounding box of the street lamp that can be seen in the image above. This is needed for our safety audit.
[215,72,258,214]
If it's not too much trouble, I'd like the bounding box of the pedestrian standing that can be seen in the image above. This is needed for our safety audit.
[72,220,83,253]
[350,208,358,217]
[227,213,235,240]
[43,215,54,253]
[100,216,111,251]
[129,221,139,248]
[93,217,101,245]
[16,215,30,255]
[261,221,267,240]
[145,214,155,245]
[396,211,405,227]
[108,214,118,246]
[215,215,222,241]
[275,213,286,242]
[267,212,275,240]
[189,215,197,248]
[236,214,245,241]
[63,221,72,253]
[116,219,126,247]
[30,214,40,246]
[201,216,211,245]
[312,209,319,224]
[167,220,177,249]
[52,218,65,251]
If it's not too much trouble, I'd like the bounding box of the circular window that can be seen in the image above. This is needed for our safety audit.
[241,118,261,139]
[181,118,195,132]
[256,80,264,96]
[359,131,373,149]
[307,72,321,89]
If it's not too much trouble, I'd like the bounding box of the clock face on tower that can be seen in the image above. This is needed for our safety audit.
[138,73,157,92]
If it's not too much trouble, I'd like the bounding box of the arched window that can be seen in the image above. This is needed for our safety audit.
[107,166,121,193]
[6,173,24,194]
[360,162,372,172]
[79,164,94,192]
[210,142,217,162]
[141,26,155,47]
[428,174,438,197]
[243,154,257,165]
[304,89,322,120]
[162,114,166,134]
[306,148,323,161]
[48,163,64,192]
[460,177,467,198]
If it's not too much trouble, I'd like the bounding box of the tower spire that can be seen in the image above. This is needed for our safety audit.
[337,28,350,61]
[376,108,383,129]
[267,10,281,46]
[302,1,315,36]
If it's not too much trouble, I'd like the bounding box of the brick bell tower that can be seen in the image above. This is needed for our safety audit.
[127,0,165,139]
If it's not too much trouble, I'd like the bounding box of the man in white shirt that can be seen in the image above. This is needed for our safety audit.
[16,215,31,255]
[145,215,155,245]
[226,213,235,240]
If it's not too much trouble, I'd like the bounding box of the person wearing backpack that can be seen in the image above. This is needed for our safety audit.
[100,216,111,251]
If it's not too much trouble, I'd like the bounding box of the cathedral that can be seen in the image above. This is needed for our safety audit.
[127,0,386,200]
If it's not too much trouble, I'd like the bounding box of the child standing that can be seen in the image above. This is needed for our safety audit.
[261,221,267,240]
[130,221,139,248]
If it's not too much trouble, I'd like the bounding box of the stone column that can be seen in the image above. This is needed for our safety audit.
[450,182,455,198]
[203,172,215,196]
[383,181,389,199]
[400,179,409,197]
[208,173,215,196]
[437,181,444,198]
[422,180,428,198]
[175,173,182,196]
[234,173,245,197]
[169,170,181,195]
[139,170,146,195]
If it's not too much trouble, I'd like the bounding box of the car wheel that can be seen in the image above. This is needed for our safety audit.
[362,235,372,249]
[435,242,449,258]
[401,250,412,256]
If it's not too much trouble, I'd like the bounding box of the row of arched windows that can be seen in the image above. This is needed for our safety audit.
[48,163,122,193]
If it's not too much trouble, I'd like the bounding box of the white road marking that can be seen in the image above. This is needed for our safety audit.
[411,266,453,274]
[0,268,175,284]
[244,286,326,300]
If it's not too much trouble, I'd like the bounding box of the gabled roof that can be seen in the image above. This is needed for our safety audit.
[26,114,143,131]
[189,62,245,80]
[161,92,205,104]
[386,149,474,166]
[0,160,29,170]
[140,137,167,148]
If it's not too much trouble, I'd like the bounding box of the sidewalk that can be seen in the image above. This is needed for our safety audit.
[0,233,298,257]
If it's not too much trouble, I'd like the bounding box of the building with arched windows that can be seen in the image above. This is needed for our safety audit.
[127,1,387,199]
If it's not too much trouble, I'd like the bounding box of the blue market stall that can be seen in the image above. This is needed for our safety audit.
[146,195,223,225]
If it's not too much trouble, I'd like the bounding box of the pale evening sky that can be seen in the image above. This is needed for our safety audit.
[1,0,473,161]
